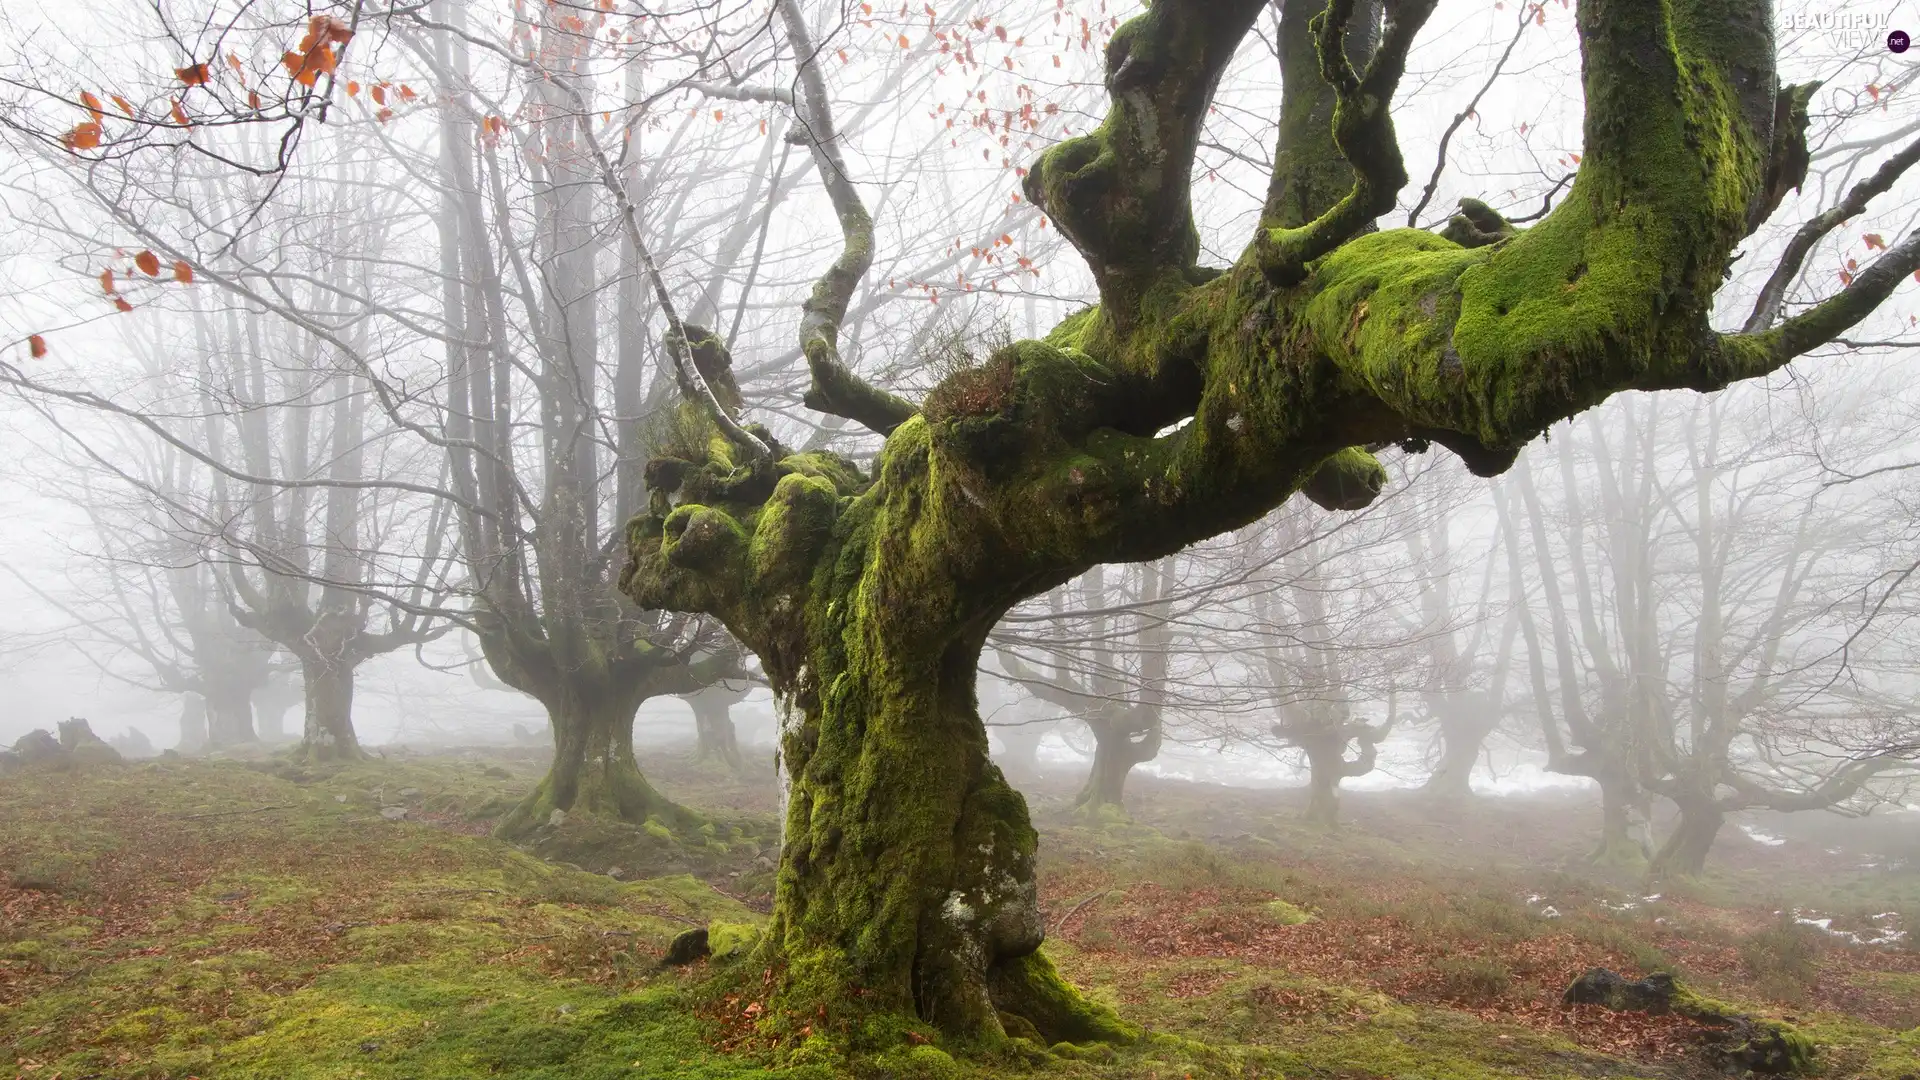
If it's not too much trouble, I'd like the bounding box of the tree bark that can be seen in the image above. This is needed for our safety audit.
[690,691,744,770]
[773,623,1133,1046]
[298,656,364,762]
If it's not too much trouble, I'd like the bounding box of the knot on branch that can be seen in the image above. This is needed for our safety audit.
[663,323,744,416]
[1024,1,1264,312]
[1749,82,1818,235]
[621,427,868,681]
[1438,198,1516,248]
[925,340,1139,482]
[1300,447,1387,511]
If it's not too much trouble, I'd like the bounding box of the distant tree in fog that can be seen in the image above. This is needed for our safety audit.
[1508,391,1920,875]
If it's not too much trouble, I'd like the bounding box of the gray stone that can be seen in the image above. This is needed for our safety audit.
[379,806,409,821]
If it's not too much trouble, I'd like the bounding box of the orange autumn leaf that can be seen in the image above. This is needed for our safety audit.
[370,84,386,105]
[713,108,724,121]
[1865,233,1887,251]
[898,33,911,47]
[346,80,360,96]
[28,334,48,358]
[282,44,335,87]
[171,99,191,125]
[248,89,262,110]
[300,14,354,49]
[399,84,417,102]
[100,268,116,294]
[62,122,102,150]
[177,63,211,86]
[173,260,194,284]
[113,296,134,313]
[227,52,245,73]
[79,91,104,122]
[135,250,161,277]
[376,107,393,123]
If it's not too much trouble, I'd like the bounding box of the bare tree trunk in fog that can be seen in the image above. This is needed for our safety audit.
[177,694,208,755]
[687,682,748,771]
[253,670,301,744]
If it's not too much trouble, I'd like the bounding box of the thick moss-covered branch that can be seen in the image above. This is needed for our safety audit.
[1255,0,1437,286]
[1025,0,1266,318]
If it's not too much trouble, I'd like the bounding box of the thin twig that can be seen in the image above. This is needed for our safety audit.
[1051,889,1114,936]
[177,804,295,820]
[1408,7,1530,228]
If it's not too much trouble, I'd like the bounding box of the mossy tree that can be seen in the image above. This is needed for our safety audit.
[624,0,1920,1051]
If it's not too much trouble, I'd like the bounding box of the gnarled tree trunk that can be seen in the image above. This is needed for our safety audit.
[1650,798,1724,878]
[1075,714,1160,811]
[497,685,691,836]
[624,0,1908,1055]
[687,684,747,770]
[298,655,363,763]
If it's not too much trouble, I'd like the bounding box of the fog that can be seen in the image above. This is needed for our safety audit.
[2,1,1919,1072]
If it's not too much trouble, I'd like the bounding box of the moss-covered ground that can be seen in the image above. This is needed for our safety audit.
[3,747,1916,1079]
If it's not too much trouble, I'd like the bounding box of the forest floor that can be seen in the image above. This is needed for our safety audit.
[3,744,1918,1080]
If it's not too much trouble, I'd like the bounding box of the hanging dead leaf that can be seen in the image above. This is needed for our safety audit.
[113,296,134,313]
[99,268,116,295]
[28,335,47,359]
[111,94,134,116]
[399,84,417,102]
[227,52,245,73]
[62,122,102,150]
[248,89,262,110]
[79,91,104,122]
[370,84,386,105]
[177,63,211,86]
[135,250,161,277]
[171,99,191,126]
[376,107,394,123]
[172,260,194,284]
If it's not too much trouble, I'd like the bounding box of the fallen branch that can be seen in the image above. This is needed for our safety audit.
[1051,889,1113,936]
[176,804,296,820]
